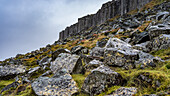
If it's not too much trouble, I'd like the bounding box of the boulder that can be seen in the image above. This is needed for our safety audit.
[105,38,132,49]
[107,87,137,96]
[104,38,139,69]
[0,65,26,80]
[148,24,170,39]
[51,48,70,61]
[32,69,78,96]
[82,65,123,95]
[50,53,84,74]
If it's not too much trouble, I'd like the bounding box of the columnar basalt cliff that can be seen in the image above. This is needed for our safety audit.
[59,0,152,40]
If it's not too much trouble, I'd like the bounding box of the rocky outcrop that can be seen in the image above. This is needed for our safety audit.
[59,0,152,40]
[82,65,123,95]
[32,69,78,96]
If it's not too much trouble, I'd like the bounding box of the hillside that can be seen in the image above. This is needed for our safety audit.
[0,0,170,96]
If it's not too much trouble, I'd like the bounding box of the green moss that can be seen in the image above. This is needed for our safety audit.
[16,84,36,96]
[72,74,87,89]
[0,79,15,91]
[151,47,170,60]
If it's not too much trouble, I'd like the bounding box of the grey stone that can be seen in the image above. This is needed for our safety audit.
[0,65,26,80]
[82,65,123,95]
[50,53,84,74]
[32,69,78,96]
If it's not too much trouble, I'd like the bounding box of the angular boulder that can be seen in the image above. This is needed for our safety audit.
[0,65,26,80]
[104,48,139,69]
[82,65,123,95]
[32,69,78,96]
[50,53,84,74]
[104,38,139,69]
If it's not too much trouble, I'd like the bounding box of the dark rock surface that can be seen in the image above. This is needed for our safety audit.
[82,65,123,95]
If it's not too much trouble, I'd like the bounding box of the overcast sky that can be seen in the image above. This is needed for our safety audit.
[0,0,110,61]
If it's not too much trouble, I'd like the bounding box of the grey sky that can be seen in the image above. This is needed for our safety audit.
[0,0,110,61]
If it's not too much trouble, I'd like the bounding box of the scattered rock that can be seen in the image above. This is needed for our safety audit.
[82,65,123,95]
[50,53,84,74]
[32,69,78,96]
[0,65,26,80]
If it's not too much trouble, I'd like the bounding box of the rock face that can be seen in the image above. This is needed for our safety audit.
[0,65,26,80]
[32,69,78,96]
[50,53,84,74]
[59,0,152,41]
[82,65,123,95]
